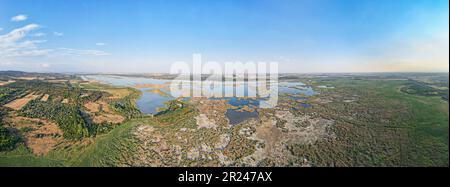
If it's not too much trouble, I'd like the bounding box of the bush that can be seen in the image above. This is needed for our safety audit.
[0,125,18,151]
[20,100,89,140]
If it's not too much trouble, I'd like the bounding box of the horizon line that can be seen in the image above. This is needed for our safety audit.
[1,69,449,75]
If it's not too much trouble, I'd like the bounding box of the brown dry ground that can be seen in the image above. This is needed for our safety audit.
[93,113,125,124]
[84,102,100,113]
[0,80,16,86]
[84,101,124,124]
[99,101,112,113]
[4,93,40,110]
[133,83,169,89]
[61,98,69,103]
[16,77,37,80]
[146,89,169,96]
[5,116,63,156]
[104,89,132,99]
[45,79,67,83]
[40,94,50,102]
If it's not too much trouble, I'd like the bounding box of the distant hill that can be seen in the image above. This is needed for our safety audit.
[0,71,70,81]
[0,70,33,77]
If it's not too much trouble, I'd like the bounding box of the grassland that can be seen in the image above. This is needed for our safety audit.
[290,78,449,166]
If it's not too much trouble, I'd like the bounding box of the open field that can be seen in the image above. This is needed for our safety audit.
[4,93,40,110]
[0,80,16,86]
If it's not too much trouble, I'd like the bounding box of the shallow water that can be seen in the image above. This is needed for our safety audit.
[225,109,259,125]
[278,86,315,96]
[228,97,260,107]
[136,88,173,114]
[299,103,312,108]
[288,95,308,100]
[317,85,335,89]
[82,75,315,115]
[82,75,171,115]
[82,75,167,86]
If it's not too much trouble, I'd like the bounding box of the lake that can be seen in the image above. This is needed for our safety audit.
[82,75,172,115]
[81,75,316,117]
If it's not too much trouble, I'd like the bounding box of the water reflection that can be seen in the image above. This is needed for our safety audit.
[82,75,316,116]
[225,109,259,126]
[82,75,171,115]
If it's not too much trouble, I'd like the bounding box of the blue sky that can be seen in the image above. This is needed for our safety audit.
[0,0,448,73]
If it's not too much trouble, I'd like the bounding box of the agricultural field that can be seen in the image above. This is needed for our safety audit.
[0,71,448,167]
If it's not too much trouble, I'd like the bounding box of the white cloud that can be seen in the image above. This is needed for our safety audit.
[33,32,46,37]
[0,28,3,31]
[55,48,109,56]
[11,14,28,22]
[40,63,50,68]
[0,24,39,45]
[95,42,106,46]
[4,49,53,58]
[53,32,63,36]
[1,61,13,66]
[0,25,109,59]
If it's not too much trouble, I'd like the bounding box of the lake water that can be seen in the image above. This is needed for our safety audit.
[278,83,315,96]
[225,109,259,125]
[82,75,172,115]
[136,88,173,114]
[82,75,167,86]
[299,103,312,108]
[288,95,308,100]
[82,75,316,118]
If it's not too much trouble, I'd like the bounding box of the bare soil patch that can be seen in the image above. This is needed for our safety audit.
[17,77,37,80]
[93,113,125,124]
[5,116,63,156]
[146,89,169,96]
[84,102,100,113]
[40,94,50,102]
[134,83,169,89]
[61,98,69,103]
[4,93,40,110]
[0,80,16,86]
[195,114,217,129]
[104,88,132,99]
